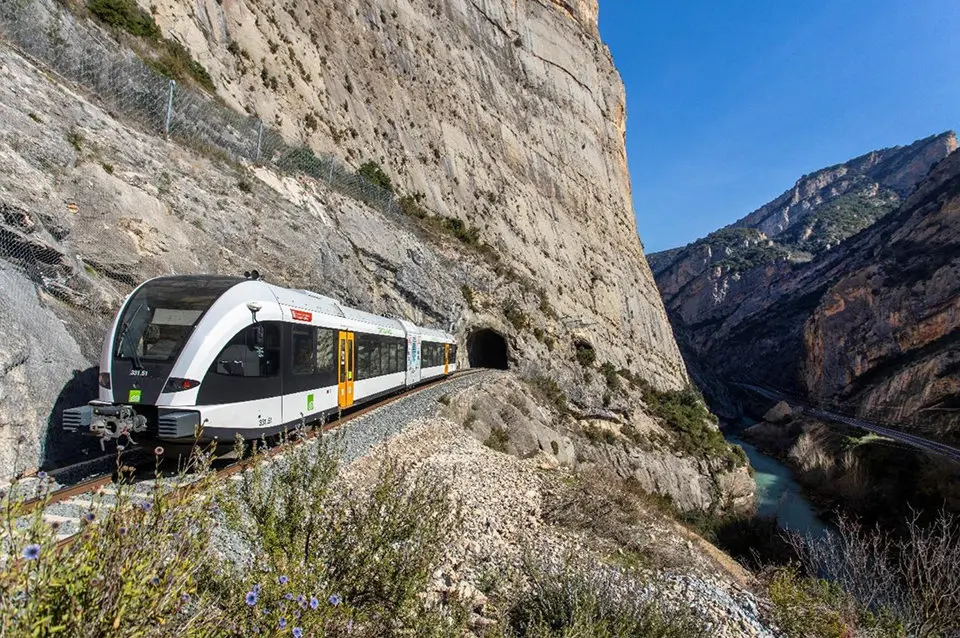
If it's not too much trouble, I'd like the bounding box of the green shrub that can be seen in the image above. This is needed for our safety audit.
[574,341,596,368]
[600,361,621,392]
[503,299,530,331]
[67,129,84,152]
[0,450,227,635]
[509,556,705,637]
[146,39,215,93]
[222,438,468,636]
[527,375,568,412]
[87,0,160,38]
[357,160,393,192]
[636,380,745,468]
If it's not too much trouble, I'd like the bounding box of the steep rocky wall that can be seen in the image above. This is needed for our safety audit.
[661,146,960,436]
[801,150,960,439]
[144,0,684,386]
[0,0,690,476]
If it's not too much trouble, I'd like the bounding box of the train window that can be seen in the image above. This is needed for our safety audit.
[387,341,396,374]
[213,323,280,377]
[316,329,335,376]
[339,337,346,383]
[292,326,316,375]
[357,340,370,380]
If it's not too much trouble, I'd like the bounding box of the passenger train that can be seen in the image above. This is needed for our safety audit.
[63,274,458,446]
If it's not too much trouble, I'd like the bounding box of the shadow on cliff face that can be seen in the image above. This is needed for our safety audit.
[42,366,99,468]
[466,328,509,370]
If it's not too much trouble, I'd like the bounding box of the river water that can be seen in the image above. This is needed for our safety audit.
[727,434,830,539]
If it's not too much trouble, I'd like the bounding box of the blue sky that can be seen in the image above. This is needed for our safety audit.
[597,0,960,254]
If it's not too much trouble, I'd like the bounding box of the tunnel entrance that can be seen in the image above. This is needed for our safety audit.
[467,328,509,370]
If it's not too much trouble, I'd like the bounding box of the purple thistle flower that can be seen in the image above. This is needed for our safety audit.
[118,527,127,535]
[181,593,191,603]
[309,596,319,610]
[297,595,306,607]
[83,512,95,523]
[293,628,303,638]
[37,471,47,479]
[140,502,152,512]
[284,593,293,600]
[245,591,258,606]
[278,618,287,629]
[22,544,40,560]
[278,575,289,585]
[253,583,262,593]
[328,594,341,606]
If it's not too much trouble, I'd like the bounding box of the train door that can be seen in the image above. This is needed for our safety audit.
[338,331,355,408]
[444,343,450,375]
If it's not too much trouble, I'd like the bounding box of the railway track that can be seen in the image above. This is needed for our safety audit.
[3,369,483,554]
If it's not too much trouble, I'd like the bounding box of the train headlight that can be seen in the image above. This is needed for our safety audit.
[163,378,200,392]
[98,373,111,389]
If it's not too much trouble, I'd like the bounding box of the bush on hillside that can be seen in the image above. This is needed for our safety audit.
[87,0,160,39]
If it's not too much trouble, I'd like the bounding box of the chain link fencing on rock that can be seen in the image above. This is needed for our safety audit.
[0,0,398,321]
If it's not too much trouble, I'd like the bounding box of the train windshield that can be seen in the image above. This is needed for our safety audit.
[113,276,243,364]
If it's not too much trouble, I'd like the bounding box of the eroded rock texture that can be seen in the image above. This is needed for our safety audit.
[0,0,687,476]
[650,133,960,439]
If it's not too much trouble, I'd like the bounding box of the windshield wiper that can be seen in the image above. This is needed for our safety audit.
[117,302,148,369]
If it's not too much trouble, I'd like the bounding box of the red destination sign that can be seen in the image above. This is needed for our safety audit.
[291,309,313,322]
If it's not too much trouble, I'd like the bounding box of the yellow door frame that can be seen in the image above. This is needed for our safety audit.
[338,331,355,408]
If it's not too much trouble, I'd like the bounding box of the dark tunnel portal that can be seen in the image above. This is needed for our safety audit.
[467,329,509,370]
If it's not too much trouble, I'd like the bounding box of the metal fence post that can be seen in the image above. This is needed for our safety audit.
[255,119,264,163]
[163,80,175,139]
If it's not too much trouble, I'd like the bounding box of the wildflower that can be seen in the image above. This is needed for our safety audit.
[284,593,293,600]
[150,577,160,586]
[297,595,306,607]
[140,502,152,511]
[253,583,262,594]
[22,544,40,561]
[49,521,61,531]
[328,594,341,606]
[347,619,354,633]
[118,527,127,535]
[245,591,258,606]
[154,446,164,456]
[278,575,289,585]
[83,512,95,523]
[309,597,319,610]
[278,618,287,629]
[181,593,191,603]
[37,471,47,479]
[293,628,303,638]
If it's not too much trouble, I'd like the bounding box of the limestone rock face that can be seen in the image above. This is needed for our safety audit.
[145,0,685,388]
[0,0,687,475]
[653,139,960,440]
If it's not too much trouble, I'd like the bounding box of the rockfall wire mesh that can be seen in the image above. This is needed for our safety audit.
[0,0,401,353]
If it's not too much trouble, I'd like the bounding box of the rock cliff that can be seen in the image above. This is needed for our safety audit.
[0,0,711,500]
[650,134,960,438]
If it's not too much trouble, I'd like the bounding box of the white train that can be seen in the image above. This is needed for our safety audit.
[63,275,458,445]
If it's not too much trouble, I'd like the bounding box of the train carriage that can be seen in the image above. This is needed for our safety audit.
[63,275,458,446]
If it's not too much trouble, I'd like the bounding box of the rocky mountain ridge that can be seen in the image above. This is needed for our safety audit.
[650,134,960,439]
